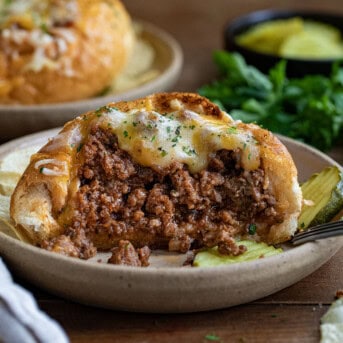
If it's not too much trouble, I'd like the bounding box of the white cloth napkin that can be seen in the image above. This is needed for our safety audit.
[0,258,69,343]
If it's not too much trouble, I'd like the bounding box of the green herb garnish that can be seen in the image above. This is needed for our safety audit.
[95,105,112,117]
[40,22,49,33]
[182,146,197,156]
[248,223,257,235]
[199,51,343,151]
[77,143,83,152]
[158,147,168,157]
[204,334,221,341]
[227,126,237,134]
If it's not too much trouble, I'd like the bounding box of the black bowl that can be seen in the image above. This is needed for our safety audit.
[224,9,343,77]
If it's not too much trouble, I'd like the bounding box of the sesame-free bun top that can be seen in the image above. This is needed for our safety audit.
[0,0,134,104]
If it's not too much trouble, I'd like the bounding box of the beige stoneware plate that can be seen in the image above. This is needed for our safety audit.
[0,129,342,313]
[0,21,183,140]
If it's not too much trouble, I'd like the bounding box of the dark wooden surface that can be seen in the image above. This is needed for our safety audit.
[5,1,343,342]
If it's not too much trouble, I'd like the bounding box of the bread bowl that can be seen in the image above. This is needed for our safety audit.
[10,93,302,262]
[0,0,134,104]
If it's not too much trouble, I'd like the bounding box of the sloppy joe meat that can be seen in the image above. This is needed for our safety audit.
[108,240,151,267]
[51,125,282,262]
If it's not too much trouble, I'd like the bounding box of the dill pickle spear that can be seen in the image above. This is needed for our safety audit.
[298,166,343,230]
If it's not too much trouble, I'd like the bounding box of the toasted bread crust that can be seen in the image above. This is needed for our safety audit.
[10,92,302,246]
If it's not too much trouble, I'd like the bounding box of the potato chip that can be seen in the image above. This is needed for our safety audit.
[0,145,41,175]
[0,145,42,240]
[0,194,17,239]
[0,171,21,196]
[111,24,160,92]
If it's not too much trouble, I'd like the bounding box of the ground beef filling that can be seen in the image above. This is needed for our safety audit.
[48,126,281,264]
[108,240,151,267]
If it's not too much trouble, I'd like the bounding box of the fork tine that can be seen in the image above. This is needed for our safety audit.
[291,220,343,245]
[299,220,343,233]
[292,228,343,245]
[292,230,343,245]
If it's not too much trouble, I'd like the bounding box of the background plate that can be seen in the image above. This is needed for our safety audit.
[0,21,183,140]
[0,129,342,313]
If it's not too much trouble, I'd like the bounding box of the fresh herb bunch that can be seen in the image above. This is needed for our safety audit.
[198,51,343,151]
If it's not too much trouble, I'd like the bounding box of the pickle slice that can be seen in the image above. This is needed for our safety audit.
[235,17,303,55]
[280,31,343,59]
[193,240,282,267]
[298,166,343,230]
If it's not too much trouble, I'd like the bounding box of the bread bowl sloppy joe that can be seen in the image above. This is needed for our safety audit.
[10,93,302,264]
[0,0,133,104]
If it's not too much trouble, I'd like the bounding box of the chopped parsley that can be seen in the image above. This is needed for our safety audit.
[158,147,168,157]
[39,167,44,173]
[227,126,237,134]
[182,146,197,156]
[123,130,129,138]
[151,135,156,142]
[40,22,49,33]
[204,334,221,341]
[95,105,112,117]
[248,223,257,235]
[76,143,83,152]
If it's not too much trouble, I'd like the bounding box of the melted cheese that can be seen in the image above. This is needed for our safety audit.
[34,158,68,176]
[0,0,78,28]
[96,107,260,173]
[0,0,77,73]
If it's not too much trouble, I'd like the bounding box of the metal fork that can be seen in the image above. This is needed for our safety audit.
[291,220,343,245]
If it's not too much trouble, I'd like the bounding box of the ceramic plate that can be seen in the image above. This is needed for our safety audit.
[0,129,342,313]
[0,21,183,140]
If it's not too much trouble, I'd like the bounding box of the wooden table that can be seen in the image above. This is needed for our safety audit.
[7,1,343,342]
